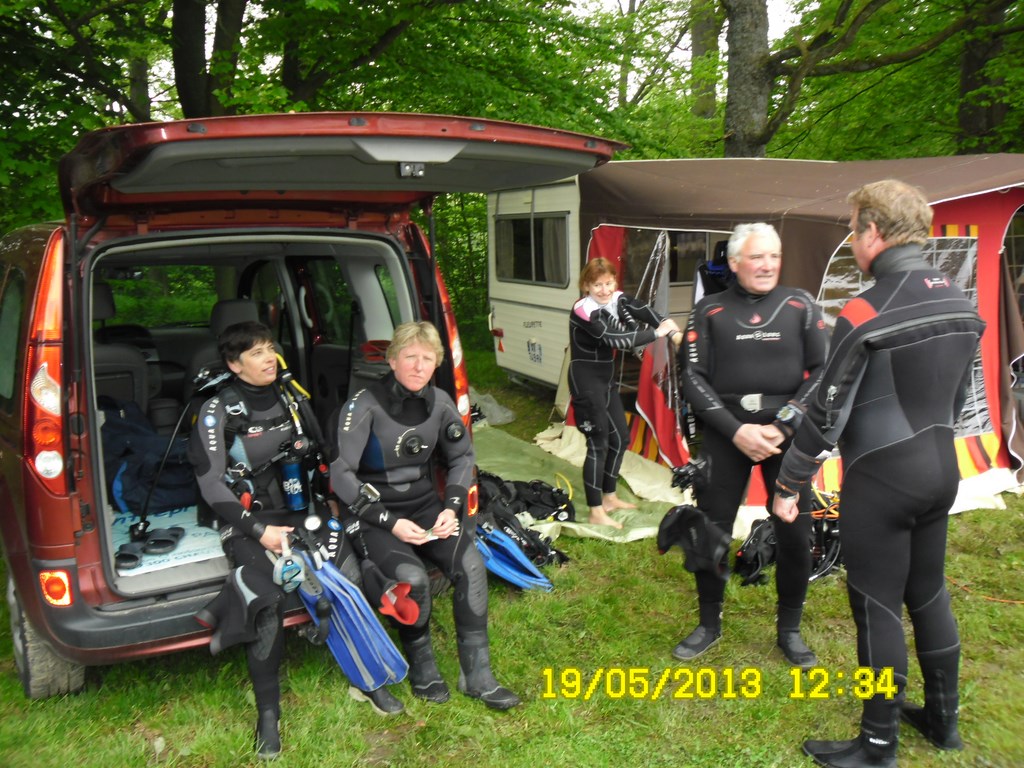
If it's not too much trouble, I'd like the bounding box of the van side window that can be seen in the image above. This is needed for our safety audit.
[374,265,401,327]
[306,259,354,344]
[494,215,569,287]
[0,266,25,409]
[249,262,288,342]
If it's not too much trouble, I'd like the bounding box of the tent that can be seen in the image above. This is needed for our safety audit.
[575,155,1024,507]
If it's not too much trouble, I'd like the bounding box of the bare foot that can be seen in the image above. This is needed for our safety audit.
[602,494,637,510]
[589,506,624,529]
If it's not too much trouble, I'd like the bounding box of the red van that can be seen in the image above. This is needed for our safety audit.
[0,112,619,698]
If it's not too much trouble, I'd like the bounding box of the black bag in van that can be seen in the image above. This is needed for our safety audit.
[98,396,197,515]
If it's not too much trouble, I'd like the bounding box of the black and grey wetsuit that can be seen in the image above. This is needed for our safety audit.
[191,380,302,718]
[193,381,300,536]
[568,291,663,507]
[330,372,484,643]
[682,282,828,614]
[777,244,984,736]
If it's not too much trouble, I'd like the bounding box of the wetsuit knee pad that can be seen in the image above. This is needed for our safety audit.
[452,544,489,620]
[394,561,432,628]
[336,551,362,586]
[251,603,283,661]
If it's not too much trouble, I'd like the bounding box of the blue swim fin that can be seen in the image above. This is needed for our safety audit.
[298,554,408,690]
[475,526,553,592]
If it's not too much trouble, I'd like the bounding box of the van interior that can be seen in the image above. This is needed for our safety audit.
[86,231,418,597]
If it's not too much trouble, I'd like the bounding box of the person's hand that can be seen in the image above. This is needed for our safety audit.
[259,524,294,554]
[760,423,786,447]
[429,509,460,539]
[773,493,800,523]
[391,517,431,545]
[732,423,782,462]
[656,319,680,338]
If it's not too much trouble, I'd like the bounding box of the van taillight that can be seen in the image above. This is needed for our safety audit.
[449,330,472,419]
[39,570,73,607]
[24,231,66,495]
[433,264,472,427]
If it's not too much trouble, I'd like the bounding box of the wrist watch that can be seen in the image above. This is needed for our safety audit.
[775,403,800,428]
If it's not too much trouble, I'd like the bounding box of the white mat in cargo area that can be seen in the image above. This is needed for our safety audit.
[112,507,224,576]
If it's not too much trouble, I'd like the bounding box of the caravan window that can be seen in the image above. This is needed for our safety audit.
[494,215,569,287]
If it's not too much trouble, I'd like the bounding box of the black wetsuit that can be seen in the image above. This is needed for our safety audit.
[329,372,483,646]
[682,281,828,615]
[777,244,984,745]
[568,291,664,507]
[191,380,303,719]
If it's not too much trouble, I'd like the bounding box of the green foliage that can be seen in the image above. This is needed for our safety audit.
[103,266,218,327]
[771,0,1024,160]
[426,193,490,338]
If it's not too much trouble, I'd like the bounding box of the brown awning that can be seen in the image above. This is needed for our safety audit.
[578,155,1024,292]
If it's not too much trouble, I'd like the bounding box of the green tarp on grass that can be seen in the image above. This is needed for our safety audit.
[472,425,675,543]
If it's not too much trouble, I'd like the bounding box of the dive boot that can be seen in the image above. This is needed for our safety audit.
[900,703,963,750]
[672,625,721,660]
[902,662,962,749]
[805,699,901,768]
[456,630,521,710]
[777,631,817,669]
[672,601,722,661]
[348,685,405,716]
[777,604,817,669]
[403,632,450,704]
[803,737,896,768]
[254,708,281,760]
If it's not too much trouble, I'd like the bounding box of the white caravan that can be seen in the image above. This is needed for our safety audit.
[487,177,729,389]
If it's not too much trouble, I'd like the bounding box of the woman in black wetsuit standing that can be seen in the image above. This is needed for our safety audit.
[568,257,681,528]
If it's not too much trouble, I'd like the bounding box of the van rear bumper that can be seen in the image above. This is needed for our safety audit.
[26,560,303,665]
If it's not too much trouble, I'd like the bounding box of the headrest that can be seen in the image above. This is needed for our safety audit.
[711,240,730,268]
[93,282,116,321]
[209,299,259,337]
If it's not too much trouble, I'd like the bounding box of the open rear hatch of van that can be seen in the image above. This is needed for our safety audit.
[60,113,623,599]
[60,112,625,218]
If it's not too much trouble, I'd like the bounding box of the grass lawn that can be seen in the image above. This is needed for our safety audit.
[0,345,1021,767]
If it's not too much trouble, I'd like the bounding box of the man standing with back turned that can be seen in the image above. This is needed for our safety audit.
[774,180,984,767]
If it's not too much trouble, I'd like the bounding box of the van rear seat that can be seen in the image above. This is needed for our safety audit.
[92,283,150,407]
[92,282,181,433]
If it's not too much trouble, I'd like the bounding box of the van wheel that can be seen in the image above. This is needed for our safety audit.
[6,575,86,699]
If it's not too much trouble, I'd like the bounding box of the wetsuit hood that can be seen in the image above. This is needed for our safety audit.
[380,371,430,409]
[232,378,280,410]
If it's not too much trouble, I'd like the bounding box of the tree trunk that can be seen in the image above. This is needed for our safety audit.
[128,58,151,122]
[690,0,723,120]
[957,5,1008,153]
[208,0,248,116]
[172,0,210,118]
[722,0,771,157]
